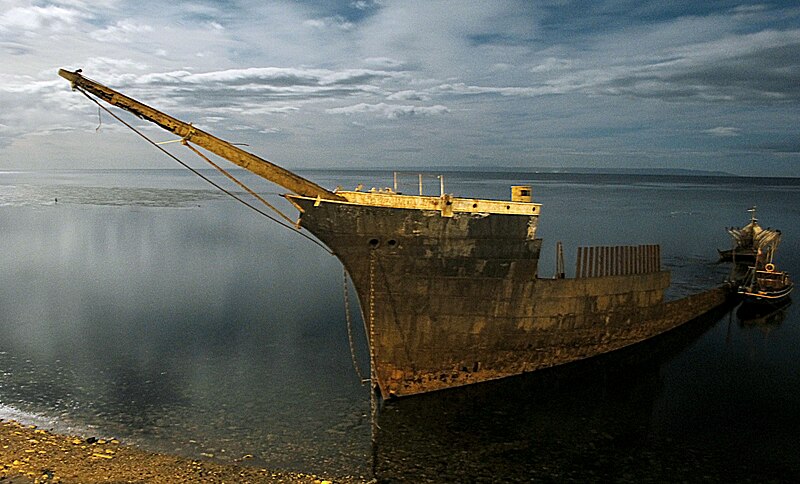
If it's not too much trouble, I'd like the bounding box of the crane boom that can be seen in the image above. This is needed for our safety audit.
[58,69,345,201]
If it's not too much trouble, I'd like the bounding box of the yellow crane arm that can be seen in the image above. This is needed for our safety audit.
[58,69,345,201]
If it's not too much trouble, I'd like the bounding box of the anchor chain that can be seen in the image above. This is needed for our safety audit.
[343,266,368,384]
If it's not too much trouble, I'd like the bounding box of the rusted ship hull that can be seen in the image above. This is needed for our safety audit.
[289,195,731,398]
[57,69,733,400]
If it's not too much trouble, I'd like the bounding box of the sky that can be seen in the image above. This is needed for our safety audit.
[1,0,799,176]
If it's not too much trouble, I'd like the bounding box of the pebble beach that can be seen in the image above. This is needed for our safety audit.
[0,420,358,483]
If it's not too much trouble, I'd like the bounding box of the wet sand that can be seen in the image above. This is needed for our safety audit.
[0,420,358,483]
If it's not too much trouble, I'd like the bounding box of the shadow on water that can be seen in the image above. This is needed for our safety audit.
[736,298,792,331]
[372,301,796,483]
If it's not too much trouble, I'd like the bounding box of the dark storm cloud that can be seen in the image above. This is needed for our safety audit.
[670,42,800,101]
[598,37,800,102]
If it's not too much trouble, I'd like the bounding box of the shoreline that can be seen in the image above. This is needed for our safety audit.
[0,419,360,483]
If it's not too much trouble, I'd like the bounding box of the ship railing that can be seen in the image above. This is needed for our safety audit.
[392,172,445,196]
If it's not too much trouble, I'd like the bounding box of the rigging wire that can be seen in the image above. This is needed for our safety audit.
[74,87,333,255]
[182,141,297,226]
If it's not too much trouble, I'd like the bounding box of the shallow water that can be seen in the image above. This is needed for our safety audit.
[1,169,799,481]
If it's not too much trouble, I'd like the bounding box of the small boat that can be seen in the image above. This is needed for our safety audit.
[738,264,793,303]
[736,220,793,303]
[719,207,775,263]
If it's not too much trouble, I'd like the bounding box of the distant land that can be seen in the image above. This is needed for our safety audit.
[295,167,800,186]
[300,166,736,177]
[404,166,735,177]
[18,166,799,180]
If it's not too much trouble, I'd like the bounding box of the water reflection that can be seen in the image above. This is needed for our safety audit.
[736,299,792,330]
[0,191,371,477]
[3,170,800,481]
[372,303,792,482]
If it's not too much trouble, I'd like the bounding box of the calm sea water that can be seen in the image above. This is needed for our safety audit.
[1,169,798,482]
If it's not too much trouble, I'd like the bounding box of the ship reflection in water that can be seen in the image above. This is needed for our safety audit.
[737,298,792,330]
[373,303,794,483]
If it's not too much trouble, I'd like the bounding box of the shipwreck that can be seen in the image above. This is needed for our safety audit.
[58,69,733,399]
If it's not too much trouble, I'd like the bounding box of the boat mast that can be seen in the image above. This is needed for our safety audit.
[58,69,345,201]
[747,205,757,224]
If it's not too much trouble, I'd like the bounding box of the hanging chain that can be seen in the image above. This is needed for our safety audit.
[369,250,376,346]
[343,266,368,384]
[368,249,382,444]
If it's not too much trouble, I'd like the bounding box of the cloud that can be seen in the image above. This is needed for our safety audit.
[1,1,799,175]
[0,40,31,56]
[0,4,88,32]
[303,16,354,31]
[731,4,769,15]
[350,1,379,11]
[704,127,741,137]
[530,58,574,74]
[357,1,541,79]
[326,102,449,118]
[132,67,397,92]
[90,20,153,43]
[435,82,567,97]
[573,26,800,103]
[363,57,408,69]
[251,106,300,115]
[386,90,429,101]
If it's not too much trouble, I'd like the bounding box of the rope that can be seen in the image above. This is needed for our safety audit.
[182,141,296,226]
[343,266,368,384]
[74,87,332,255]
